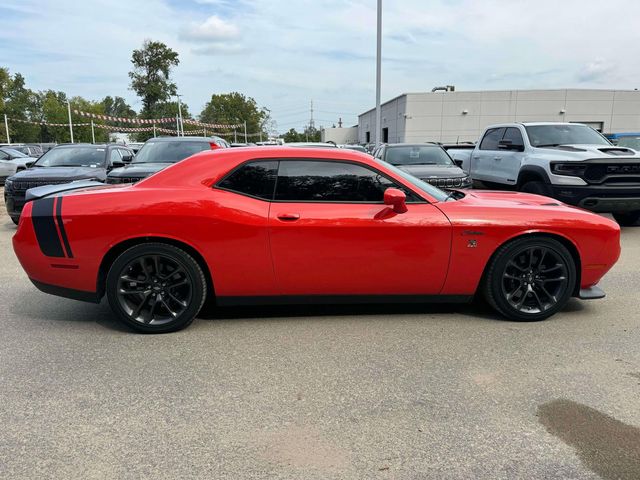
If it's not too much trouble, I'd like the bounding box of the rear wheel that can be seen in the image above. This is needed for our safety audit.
[519,181,553,198]
[106,243,207,333]
[483,237,576,322]
[612,211,640,226]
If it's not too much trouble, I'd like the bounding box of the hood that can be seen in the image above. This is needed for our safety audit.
[109,162,171,177]
[462,190,567,207]
[9,157,36,168]
[534,144,640,160]
[397,164,467,178]
[10,165,106,181]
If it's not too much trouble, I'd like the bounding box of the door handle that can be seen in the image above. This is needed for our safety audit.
[277,213,300,221]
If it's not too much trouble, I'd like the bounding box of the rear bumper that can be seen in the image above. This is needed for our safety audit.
[31,279,101,303]
[550,185,640,212]
[578,285,606,300]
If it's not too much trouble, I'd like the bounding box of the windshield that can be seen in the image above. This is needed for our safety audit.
[525,125,611,147]
[373,158,449,202]
[34,147,106,167]
[616,137,640,151]
[384,146,454,166]
[1,148,28,158]
[133,141,212,164]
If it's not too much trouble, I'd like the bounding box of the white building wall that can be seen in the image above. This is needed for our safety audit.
[359,89,640,144]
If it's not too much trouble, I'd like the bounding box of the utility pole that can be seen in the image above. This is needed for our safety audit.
[4,114,10,144]
[338,117,343,128]
[153,124,157,138]
[176,94,184,136]
[234,129,237,143]
[67,101,74,143]
[176,115,180,136]
[375,0,382,146]
[309,100,315,130]
[91,120,95,143]
[243,121,247,143]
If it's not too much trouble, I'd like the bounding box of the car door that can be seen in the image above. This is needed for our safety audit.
[268,159,452,296]
[0,150,15,178]
[495,127,525,186]
[473,127,505,183]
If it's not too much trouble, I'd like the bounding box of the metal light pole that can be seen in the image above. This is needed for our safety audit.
[374,0,382,146]
[90,120,95,144]
[176,94,184,136]
[243,121,247,143]
[67,101,74,143]
[153,124,157,138]
[4,114,10,144]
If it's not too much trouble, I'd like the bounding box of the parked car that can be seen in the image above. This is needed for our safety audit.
[374,143,472,189]
[450,122,640,225]
[0,154,18,186]
[0,147,37,171]
[4,143,133,224]
[340,144,369,153]
[0,144,44,158]
[107,136,229,185]
[284,142,338,148]
[605,132,640,151]
[13,147,619,333]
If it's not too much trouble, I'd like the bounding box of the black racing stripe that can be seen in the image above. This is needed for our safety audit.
[32,198,65,258]
[55,197,73,258]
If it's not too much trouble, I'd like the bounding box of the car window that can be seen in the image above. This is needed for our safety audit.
[109,149,122,164]
[0,151,8,160]
[118,148,132,158]
[479,128,506,150]
[34,147,107,167]
[383,146,453,166]
[217,161,278,200]
[133,141,212,164]
[274,160,415,203]
[503,128,524,148]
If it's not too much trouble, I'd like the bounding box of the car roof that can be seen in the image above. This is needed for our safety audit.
[384,143,442,148]
[284,142,338,148]
[146,136,224,142]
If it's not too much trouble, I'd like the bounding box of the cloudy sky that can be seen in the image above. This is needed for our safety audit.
[1,0,639,133]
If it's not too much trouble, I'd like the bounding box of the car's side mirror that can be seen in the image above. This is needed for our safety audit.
[25,161,35,168]
[498,140,524,152]
[110,160,125,169]
[121,154,133,163]
[383,188,408,214]
[454,159,464,167]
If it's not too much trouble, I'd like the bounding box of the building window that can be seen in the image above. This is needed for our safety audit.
[382,128,389,143]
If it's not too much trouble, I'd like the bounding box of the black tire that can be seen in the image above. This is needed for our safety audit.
[612,211,640,226]
[10,216,19,225]
[106,243,207,333]
[519,181,553,198]
[483,237,576,322]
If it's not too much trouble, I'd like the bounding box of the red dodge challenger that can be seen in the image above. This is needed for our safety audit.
[12,147,620,333]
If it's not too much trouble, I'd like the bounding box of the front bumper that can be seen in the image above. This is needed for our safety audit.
[3,191,25,218]
[550,184,640,212]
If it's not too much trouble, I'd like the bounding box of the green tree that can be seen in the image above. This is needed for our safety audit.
[281,128,303,143]
[102,96,136,118]
[199,92,270,139]
[3,72,40,143]
[129,40,180,113]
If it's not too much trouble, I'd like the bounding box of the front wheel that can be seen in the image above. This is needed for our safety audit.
[612,211,640,226]
[106,243,207,333]
[483,237,576,322]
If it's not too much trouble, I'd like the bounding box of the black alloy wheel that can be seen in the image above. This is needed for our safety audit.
[484,237,576,321]
[106,243,206,333]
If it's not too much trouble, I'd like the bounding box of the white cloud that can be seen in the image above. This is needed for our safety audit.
[180,15,239,43]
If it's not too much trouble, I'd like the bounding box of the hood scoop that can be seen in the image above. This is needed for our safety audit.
[598,147,636,156]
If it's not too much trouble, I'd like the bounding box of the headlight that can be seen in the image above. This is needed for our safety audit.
[461,176,472,186]
[551,163,587,176]
[4,179,13,188]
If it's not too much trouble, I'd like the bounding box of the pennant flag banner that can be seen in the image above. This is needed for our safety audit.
[183,118,244,129]
[8,117,91,127]
[72,110,176,125]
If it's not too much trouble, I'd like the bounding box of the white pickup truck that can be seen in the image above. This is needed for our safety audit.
[448,122,640,225]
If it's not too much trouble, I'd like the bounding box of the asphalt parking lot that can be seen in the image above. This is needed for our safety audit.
[1,188,639,480]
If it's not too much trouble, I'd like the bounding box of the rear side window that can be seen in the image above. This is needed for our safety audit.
[217,161,278,200]
[479,128,506,150]
[274,160,409,203]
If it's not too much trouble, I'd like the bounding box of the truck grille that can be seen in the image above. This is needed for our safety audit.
[106,176,143,185]
[422,177,466,188]
[9,179,71,195]
[584,163,640,184]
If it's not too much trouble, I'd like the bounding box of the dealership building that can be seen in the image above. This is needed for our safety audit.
[357,88,640,144]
